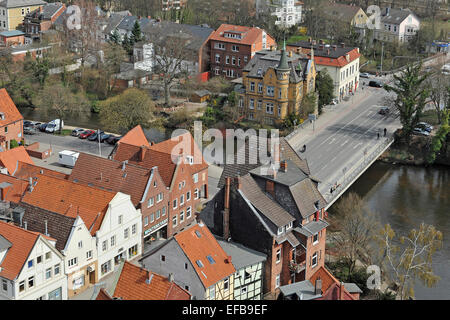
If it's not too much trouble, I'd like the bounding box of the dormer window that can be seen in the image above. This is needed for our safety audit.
[286,222,293,230]
[277,226,284,235]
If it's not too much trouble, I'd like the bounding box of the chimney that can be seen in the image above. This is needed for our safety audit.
[0,182,11,201]
[386,7,390,16]
[327,48,330,56]
[312,40,316,45]
[339,282,345,300]
[265,180,275,197]
[315,279,322,295]
[280,160,287,172]
[168,273,174,282]
[28,177,34,192]
[121,160,128,171]
[296,48,301,54]
[288,51,293,57]
[225,255,232,264]
[235,177,241,190]
[24,221,27,230]
[44,220,49,236]
[223,177,231,240]
[140,146,147,161]
[340,42,345,48]
[319,39,324,45]
[146,273,153,284]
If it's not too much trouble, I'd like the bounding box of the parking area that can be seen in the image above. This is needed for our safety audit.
[24,130,116,175]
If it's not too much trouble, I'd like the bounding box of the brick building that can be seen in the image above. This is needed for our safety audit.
[0,30,24,45]
[208,24,276,79]
[22,2,66,42]
[0,88,24,151]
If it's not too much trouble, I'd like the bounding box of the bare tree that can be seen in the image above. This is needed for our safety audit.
[427,73,450,124]
[376,223,443,300]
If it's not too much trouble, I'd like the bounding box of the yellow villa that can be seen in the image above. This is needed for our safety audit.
[0,0,46,31]
[235,43,316,125]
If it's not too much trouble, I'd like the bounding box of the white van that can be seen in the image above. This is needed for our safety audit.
[46,119,64,133]
[58,150,79,167]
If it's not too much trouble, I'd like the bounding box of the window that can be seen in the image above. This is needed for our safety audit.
[46,268,52,280]
[153,180,157,187]
[224,277,229,291]
[173,199,178,209]
[287,222,293,230]
[249,99,254,109]
[185,285,190,291]
[277,226,284,235]
[162,206,166,216]
[275,274,280,288]
[101,260,111,275]
[194,189,199,199]
[185,263,188,270]
[172,215,177,227]
[118,215,123,224]
[19,281,25,292]
[124,228,129,239]
[128,244,138,257]
[37,256,42,264]
[244,56,248,63]
[148,197,154,208]
[250,82,255,92]
[193,173,199,183]
[215,42,225,50]
[78,241,83,249]
[276,248,281,263]
[86,250,93,260]
[241,287,247,294]
[238,58,241,66]
[312,252,318,267]
[161,255,166,262]
[232,56,236,65]
[68,257,78,267]
[226,56,230,64]
[258,83,263,93]
[257,100,262,110]
[28,259,33,268]
[232,45,239,52]
[157,192,163,203]
[186,191,191,201]
[150,213,155,222]
[266,103,274,114]
[180,210,185,223]
[186,206,192,219]
[102,240,108,252]
[144,216,149,226]
[313,233,319,244]
[245,271,251,281]
[267,86,274,96]
[54,264,60,275]
[180,194,185,205]
[111,235,116,247]
[45,252,51,260]
[209,286,215,299]
[156,210,161,219]
[2,279,7,291]
[132,224,137,235]
[28,276,34,289]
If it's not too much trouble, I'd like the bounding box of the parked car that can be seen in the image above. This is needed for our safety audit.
[360,72,371,78]
[71,128,85,137]
[58,150,80,167]
[33,122,42,128]
[106,135,117,144]
[369,80,383,88]
[417,122,433,132]
[88,130,104,141]
[23,120,34,128]
[45,123,57,133]
[378,107,390,115]
[24,126,37,135]
[100,133,111,142]
[45,119,64,133]
[79,129,95,139]
[413,128,430,136]
[39,123,48,132]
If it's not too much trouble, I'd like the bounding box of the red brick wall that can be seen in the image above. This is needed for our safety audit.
[304,222,326,280]
[210,41,252,79]
[0,120,23,150]
[1,35,25,46]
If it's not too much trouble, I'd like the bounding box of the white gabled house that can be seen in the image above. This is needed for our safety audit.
[0,221,67,300]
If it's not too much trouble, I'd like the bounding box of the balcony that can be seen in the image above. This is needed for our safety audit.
[289,259,306,273]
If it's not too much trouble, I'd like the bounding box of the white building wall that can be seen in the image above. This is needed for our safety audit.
[12,237,67,300]
[233,262,264,300]
[95,193,142,280]
[0,6,8,31]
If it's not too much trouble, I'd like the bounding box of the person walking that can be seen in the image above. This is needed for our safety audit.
[384,128,387,137]
[377,131,380,139]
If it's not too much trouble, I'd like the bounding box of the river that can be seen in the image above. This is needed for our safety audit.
[330,161,450,300]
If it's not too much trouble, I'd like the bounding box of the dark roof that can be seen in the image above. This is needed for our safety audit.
[18,202,75,252]
[289,179,327,219]
[380,8,416,25]
[103,13,126,34]
[239,174,295,228]
[324,3,363,23]
[216,238,266,270]
[244,49,310,83]
[217,137,309,189]
[26,2,64,20]
[250,159,309,186]
[0,0,46,8]
[289,41,357,59]
[117,15,152,32]
[279,280,321,300]
[69,153,152,207]
[294,219,329,237]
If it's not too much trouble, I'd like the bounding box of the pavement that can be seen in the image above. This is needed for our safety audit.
[23,130,116,175]
[286,74,402,197]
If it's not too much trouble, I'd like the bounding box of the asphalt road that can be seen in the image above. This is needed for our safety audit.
[298,77,402,194]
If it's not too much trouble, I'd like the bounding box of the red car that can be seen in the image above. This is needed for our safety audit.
[79,129,95,139]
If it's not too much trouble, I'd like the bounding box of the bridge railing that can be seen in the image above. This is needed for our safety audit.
[323,136,395,204]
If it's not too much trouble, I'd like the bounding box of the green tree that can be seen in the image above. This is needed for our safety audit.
[122,34,132,56]
[109,28,121,45]
[316,69,334,114]
[99,88,155,133]
[34,82,90,134]
[102,42,127,96]
[130,20,143,43]
[300,92,317,119]
[427,109,449,164]
[384,63,430,142]
[375,223,443,300]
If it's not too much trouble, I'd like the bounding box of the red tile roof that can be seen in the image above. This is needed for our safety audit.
[69,153,152,207]
[0,173,28,203]
[13,161,69,180]
[208,24,273,47]
[0,147,34,175]
[0,88,23,126]
[21,174,117,235]
[96,288,113,300]
[118,125,151,148]
[112,261,191,300]
[309,266,355,300]
[0,221,40,280]
[175,223,236,289]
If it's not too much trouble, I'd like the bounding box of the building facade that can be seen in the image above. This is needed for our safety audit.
[237,46,316,125]
[373,7,420,43]
[208,24,276,79]
[257,0,303,27]
[0,88,24,151]
[0,0,46,31]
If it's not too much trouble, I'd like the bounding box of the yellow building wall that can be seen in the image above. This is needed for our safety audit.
[7,5,43,30]
[351,8,369,27]
[204,275,235,300]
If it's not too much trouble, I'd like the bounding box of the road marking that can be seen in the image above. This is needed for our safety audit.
[353,142,363,149]
[341,139,349,146]
[329,138,336,144]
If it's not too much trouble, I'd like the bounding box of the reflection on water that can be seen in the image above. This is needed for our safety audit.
[330,162,450,300]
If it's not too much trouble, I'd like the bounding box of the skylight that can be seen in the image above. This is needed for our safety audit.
[196,260,204,268]
[195,230,202,238]
[206,255,215,264]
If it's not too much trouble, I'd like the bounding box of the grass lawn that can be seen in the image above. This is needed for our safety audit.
[286,34,310,44]
[420,109,440,126]
[53,129,72,136]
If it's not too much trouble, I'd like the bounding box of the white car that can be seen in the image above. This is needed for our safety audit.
[413,128,430,136]
[45,119,64,133]
[360,72,371,78]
